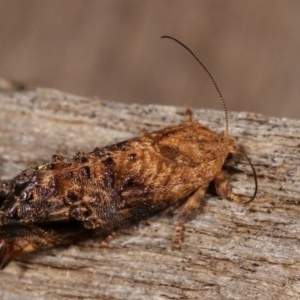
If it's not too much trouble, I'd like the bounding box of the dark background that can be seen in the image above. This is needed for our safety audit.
[0,0,299,118]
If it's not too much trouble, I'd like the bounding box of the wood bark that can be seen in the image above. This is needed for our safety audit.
[0,88,299,300]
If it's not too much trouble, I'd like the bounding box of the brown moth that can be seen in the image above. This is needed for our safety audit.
[0,36,257,269]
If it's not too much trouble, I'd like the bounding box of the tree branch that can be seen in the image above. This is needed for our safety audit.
[0,88,299,299]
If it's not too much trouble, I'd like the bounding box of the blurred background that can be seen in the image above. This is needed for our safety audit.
[0,0,299,118]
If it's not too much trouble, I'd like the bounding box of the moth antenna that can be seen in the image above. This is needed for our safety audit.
[242,152,258,203]
[161,35,229,137]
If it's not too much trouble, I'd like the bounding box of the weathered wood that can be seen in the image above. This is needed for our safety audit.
[0,88,300,300]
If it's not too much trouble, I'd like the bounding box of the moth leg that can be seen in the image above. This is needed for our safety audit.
[100,232,116,246]
[173,187,205,249]
[214,172,242,203]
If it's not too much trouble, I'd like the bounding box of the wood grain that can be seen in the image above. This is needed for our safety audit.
[0,88,300,300]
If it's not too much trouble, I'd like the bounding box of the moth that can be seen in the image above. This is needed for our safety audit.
[0,36,257,269]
